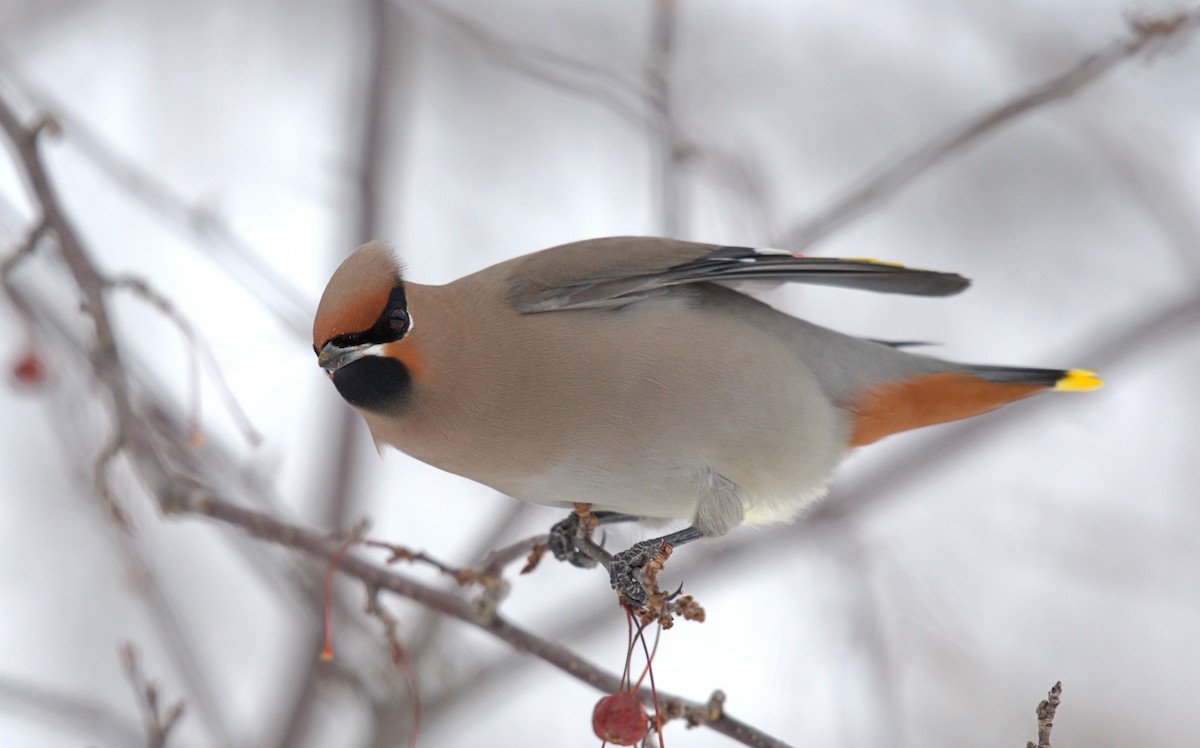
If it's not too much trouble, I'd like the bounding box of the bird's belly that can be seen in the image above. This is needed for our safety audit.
[514,459,702,519]
[502,389,847,525]
[509,443,840,525]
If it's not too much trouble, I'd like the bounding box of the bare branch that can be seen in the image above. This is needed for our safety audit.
[404,502,534,681]
[0,674,147,747]
[120,643,186,748]
[0,92,174,509]
[407,0,649,127]
[647,0,684,236]
[1025,681,1062,748]
[777,7,1200,250]
[92,435,133,528]
[400,506,539,714]
[363,587,419,748]
[0,217,46,277]
[477,532,547,578]
[109,274,263,448]
[0,63,312,339]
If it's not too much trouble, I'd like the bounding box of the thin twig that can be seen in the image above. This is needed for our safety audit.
[109,274,263,447]
[108,502,236,748]
[0,217,46,277]
[364,587,420,748]
[0,674,147,747]
[1025,681,1062,748]
[120,643,186,748]
[648,0,683,236]
[92,435,132,529]
[1071,117,1200,278]
[477,532,547,578]
[0,89,165,503]
[0,62,312,339]
[405,503,535,683]
[0,214,44,330]
[407,0,649,127]
[402,507,538,697]
[777,7,1200,250]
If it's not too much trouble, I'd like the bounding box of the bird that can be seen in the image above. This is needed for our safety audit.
[312,236,1100,605]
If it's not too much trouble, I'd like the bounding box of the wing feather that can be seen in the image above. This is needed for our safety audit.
[509,242,970,313]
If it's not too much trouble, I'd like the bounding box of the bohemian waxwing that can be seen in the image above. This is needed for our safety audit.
[313,236,1100,605]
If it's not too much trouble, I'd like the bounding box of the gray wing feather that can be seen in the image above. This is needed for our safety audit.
[509,244,970,313]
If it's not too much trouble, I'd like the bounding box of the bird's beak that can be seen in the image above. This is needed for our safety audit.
[317,341,376,376]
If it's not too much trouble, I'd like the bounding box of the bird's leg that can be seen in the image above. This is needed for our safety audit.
[548,504,639,569]
[610,526,703,607]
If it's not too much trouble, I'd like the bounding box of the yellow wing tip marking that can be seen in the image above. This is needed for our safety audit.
[1055,369,1103,391]
[845,257,906,268]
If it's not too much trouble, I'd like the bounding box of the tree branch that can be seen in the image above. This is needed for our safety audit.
[1024,681,1062,748]
[0,673,148,747]
[407,0,649,127]
[777,7,1200,250]
[120,643,186,748]
[193,493,790,747]
[648,0,683,236]
[0,63,313,339]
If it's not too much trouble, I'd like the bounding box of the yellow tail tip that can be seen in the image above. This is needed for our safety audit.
[1054,369,1103,391]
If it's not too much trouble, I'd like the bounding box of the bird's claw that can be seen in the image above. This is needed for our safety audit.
[609,540,660,608]
[548,513,598,569]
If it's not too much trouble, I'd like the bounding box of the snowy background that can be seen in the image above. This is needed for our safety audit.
[1,1,1198,746]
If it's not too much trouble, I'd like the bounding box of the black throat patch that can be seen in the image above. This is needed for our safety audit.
[332,355,412,413]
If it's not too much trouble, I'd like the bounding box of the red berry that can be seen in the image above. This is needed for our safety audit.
[12,349,46,385]
[592,691,648,746]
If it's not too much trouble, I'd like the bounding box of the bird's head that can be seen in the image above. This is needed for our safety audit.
[313,241,422,413]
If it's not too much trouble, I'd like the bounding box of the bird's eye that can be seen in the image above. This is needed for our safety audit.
[388,306,410,335]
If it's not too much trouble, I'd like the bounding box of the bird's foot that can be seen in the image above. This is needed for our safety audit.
[548,507,599,569]
[609,539,672,608]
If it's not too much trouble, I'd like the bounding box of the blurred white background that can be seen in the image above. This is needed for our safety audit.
[1,1,1198,746]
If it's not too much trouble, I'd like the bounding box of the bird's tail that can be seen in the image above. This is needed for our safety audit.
[965,365,1103,392]
[846,365,1102,447]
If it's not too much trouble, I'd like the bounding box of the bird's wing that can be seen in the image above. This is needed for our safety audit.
[505,237,970,313]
